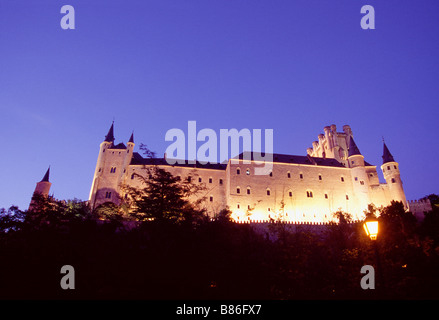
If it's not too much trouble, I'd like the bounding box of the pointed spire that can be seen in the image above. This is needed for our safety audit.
[128,131,134,144]
[105,121,115,142]
[348,136,361,157]
[382,142,395,164]
[41,166,50,182]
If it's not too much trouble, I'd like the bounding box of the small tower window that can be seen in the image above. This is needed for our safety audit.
[269,171,273,177]
[199,177,202,183]
[246,169,250,175]
[105,191,112,199]
[237,204,240,209]
[394,165,397,169]
[325,193,328,199]
[247,187,251,195]
[237,168,241,175]
[237,187,241,194]
[287,172,291,178]
[391,178,396,183]
[341,177,345,182]
[289,191,293,197]
[110,167,116,173]
[131,173,135,180]
[187,176,192,183]
[209,178,213,184]
[219,179,223,185]
[307,191,313,198]
[210,196,213,202]
[319,175,322,181]
[387,166,391,170]
[266,189,271,196]
[346,194,349,200]
[300,173,303,179]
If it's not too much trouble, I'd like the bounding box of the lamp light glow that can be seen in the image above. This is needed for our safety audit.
[363,220,378,240]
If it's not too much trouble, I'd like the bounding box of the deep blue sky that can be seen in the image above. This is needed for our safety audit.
[1,0,438,210]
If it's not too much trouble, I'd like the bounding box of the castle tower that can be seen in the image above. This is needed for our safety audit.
[347,137,370,217]
[29,167,52,210]
[380,142,407,208]
[89,122,134,210]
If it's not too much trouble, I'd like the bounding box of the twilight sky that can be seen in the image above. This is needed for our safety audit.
[1,0,438,210]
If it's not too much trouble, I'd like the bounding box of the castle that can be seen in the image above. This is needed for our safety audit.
[83,123,430,223]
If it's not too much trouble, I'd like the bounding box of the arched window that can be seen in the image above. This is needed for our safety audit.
[236,187,241,194]
[266,189,271,196]
[247,187,251,195]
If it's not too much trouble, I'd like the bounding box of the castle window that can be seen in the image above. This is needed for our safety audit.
[237,168,241,175]
[287,172,291,178]
[105,191,112,199]
[360,181,365,185]
[110,167,116,173]
[266,189,271,196]
[394,165,397,169]
[210,196,213,202]
[98,168,101,172]
[209,178,213,184]
[289,191,293,197]
[246,169,250,175]
[187,176,192,183]
[247,187,251,195]
[248,205,251,210]
[387,166,391,170]
[341,177,345,182]
[319,175,322,181]
[237,204,240,209]
[199,177,202,183]
[300,173,303,179]
[131,173,135,180]
[346,194,349,200]
[369,173,374,177]
[268,208,271,212]
[219,179,223,185]
[355,177,358,181]
[307,191,313,198]
[269,171,273,177]
[237,187,241,194]
[325,193,328,199]
[391,178,396,183]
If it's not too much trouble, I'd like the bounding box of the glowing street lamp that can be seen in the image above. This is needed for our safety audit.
[363,220,379,240]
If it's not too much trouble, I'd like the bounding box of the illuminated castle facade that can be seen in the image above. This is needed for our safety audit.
[87,123,414,223]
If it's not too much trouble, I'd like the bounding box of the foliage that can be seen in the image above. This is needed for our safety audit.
[1,188,439,299]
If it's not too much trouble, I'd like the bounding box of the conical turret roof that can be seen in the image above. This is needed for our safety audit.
[348,136,362,157]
